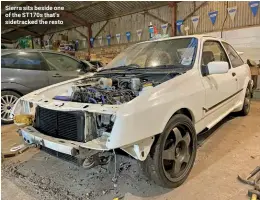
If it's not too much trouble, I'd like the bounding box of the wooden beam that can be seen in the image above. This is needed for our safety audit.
[94,21,109,39]
[44,2,90,26]
[183,2,208,22]
[75,28,89,39]
[1,38,13,43]
[141,11,172,26]
[49,34,54,41]
[169,2,177,36]
[4,25,40,37]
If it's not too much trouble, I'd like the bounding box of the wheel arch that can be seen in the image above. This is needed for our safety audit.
[1,88,23,97]
[174,108,194,123]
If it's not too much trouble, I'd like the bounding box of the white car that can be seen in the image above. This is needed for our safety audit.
[12,35,253,188]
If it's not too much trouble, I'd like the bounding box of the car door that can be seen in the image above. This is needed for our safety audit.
[200,40,238,126]
[1,52,49,92]
[222,42,248,91]
[41,52,82,85]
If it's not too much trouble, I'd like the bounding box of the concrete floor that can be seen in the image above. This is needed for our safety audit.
[1,101,260,200]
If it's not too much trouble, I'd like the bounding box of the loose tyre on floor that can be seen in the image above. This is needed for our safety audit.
[1,91,20,124]
[141,114,197,188]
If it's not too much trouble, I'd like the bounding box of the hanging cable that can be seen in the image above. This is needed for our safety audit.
[221,1,229,38]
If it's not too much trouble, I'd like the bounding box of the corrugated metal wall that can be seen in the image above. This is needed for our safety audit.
[91,1,260,49]
[91,5,172,47]
[43,1,259,55]
[179,1,260,35]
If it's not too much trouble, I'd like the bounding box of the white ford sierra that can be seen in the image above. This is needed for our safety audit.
[11,35,253,188]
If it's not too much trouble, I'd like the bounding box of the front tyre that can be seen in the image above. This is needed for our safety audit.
[141,114,197,188]
[239,87,251,116]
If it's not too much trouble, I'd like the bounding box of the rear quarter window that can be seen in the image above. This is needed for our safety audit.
[222,42,244,68]
[1,52,47,70]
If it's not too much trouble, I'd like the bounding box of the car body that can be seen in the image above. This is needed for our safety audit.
[11,35,253,188]
[1,49,93,123]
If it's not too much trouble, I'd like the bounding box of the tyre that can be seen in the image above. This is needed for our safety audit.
[1,91,21,124]
[238,86,251,116]
[141,114,197,188]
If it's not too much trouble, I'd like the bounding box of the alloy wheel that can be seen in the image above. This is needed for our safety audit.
[1,94,18,122]
[162,126,192,182]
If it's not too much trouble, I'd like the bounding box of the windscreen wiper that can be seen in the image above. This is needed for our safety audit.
[98,65,139,72]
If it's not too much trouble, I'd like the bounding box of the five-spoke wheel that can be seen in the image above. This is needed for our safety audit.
[141,114,197,188]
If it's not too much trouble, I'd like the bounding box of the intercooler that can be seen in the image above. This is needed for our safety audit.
[34,106,85,142]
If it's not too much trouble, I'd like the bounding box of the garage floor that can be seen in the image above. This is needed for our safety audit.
[2,101,260,200]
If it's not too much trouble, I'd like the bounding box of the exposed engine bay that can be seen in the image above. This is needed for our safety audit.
[61,73,176,105]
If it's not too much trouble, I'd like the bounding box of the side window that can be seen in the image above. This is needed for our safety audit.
[222,42,244,68]
[202,41,229,67]
[42,53,80,71]
[1,52,47,70]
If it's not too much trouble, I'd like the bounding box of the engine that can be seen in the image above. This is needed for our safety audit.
[69,76,148,105]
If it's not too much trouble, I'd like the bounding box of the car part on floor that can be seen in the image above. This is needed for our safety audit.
[248,190,260,200]
[1,91,20,124]
[238,166,260,200]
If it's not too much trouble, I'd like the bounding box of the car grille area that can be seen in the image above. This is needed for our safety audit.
[34,106,85,142]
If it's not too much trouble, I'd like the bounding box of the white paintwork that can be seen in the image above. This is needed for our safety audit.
[13,35,251,160]
[207,61,229,75]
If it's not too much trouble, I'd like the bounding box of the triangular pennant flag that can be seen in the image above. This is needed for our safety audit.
[90,37,94,48]
[136,29,142,41]
[227,6,237,22]
[161,23,168,35]
[98,36,102,46]
[106,35,111,46]
[191,16,199,32]
[208,11,218,25]
[176,20,184,34]
[126,32,131,42]
[116,33,120,44]
[249,1,259,16]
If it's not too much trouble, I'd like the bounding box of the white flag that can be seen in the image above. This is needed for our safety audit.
[227,6,237,23]
[191,16,199,32]
[161,23,168,35]
[136,29,142,41]
[98,36,102,45]
[116,33,120,44]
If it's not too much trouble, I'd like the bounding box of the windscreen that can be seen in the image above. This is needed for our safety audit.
[106,37,198,69]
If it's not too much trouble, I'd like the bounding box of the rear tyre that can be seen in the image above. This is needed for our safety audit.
[1,91,21,124]
[141,114,197,188]
[238,87,251,116]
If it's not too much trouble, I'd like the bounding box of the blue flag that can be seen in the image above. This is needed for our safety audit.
[208,11,218,25]
[106,35,111,46]
[176,20,183,34]
[90,37,94,48]
[126,32,131,41]
[249,1,259,16]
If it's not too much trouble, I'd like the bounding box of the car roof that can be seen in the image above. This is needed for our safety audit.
[138,35,223,44]
[1,49,80,60]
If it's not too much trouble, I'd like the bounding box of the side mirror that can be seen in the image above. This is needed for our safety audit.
[205,61,229,76]
[80,61,97,73]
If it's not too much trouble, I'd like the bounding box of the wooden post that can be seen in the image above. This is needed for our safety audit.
[169,2,177,37]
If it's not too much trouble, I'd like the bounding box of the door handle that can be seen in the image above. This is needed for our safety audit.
[52,73,62,77]
[232,72,236,77]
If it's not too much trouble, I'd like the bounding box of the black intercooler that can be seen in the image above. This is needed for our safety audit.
[34,106,85,142]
